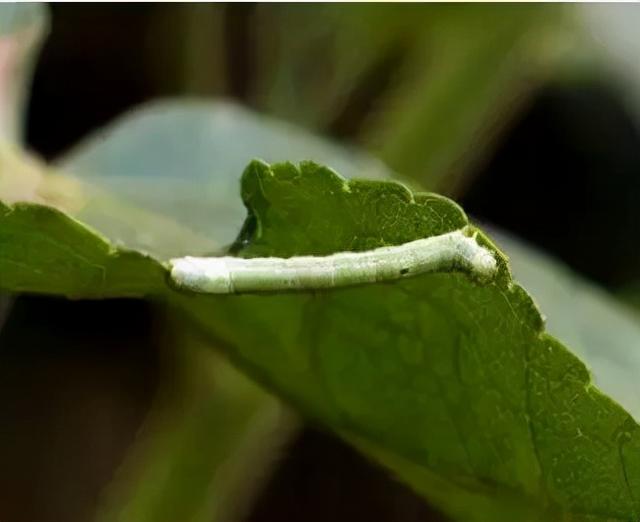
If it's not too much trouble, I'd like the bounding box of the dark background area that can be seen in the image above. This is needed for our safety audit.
[8,4,640,522]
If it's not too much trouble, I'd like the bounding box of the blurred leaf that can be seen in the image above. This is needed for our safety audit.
[144,5,227,97]
[363,5,574,195]
[0,3,47,141]
[60,100,390,257]
[578,5,640,127]
[96,313,294,522]
[251,4,575,194]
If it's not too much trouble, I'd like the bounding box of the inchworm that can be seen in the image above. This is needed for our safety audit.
[169,229,497,295]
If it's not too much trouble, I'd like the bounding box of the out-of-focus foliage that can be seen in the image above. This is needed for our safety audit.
[0,3,46,141]
[96,318,293,522]
[61,100,389,256]
[579,5,640,122]
[127,4,577,195]
[250,4,576,194]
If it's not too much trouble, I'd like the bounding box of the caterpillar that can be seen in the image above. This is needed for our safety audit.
[169,229,497,295]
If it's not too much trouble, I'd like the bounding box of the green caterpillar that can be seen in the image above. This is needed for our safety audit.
[169,229,497,295]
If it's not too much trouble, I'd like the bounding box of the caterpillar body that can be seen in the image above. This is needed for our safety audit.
[169,229,497,295]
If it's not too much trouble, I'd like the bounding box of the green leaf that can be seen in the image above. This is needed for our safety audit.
[60,100,390,257]
[171,161,640,521]
[488,228,640,424]
[1,99,389,294]
[0,3,47,141]
[0,142,164,298]
[49,101,389,522]
[4,108,640,519]
[251,4,575,193]
[0,198,166,298]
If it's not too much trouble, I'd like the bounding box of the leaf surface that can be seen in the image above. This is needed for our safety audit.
[489,228,640,424]
[2,105,640,520]
[173,161,640,521]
